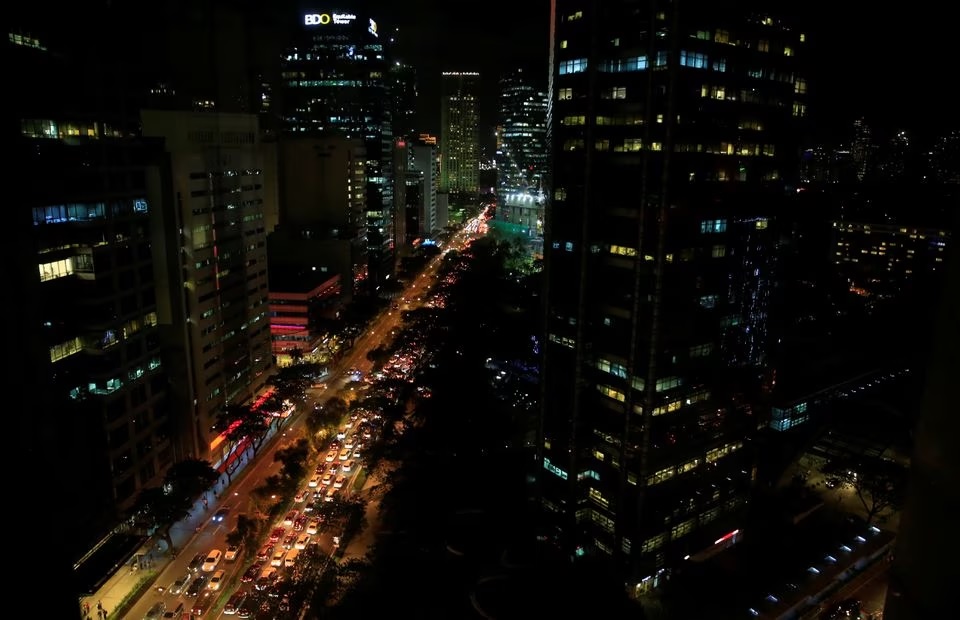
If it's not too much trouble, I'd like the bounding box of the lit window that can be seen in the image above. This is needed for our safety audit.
[558,88,573,100]
[700,219,727,233]
[559,58,588,75]
[560,39,568,49]
[784,46,794,56]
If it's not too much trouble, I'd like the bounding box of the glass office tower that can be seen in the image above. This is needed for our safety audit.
[539,0,804,592]
[280,10,395,292]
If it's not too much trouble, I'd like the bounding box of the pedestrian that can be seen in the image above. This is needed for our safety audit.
[97,600,102,611]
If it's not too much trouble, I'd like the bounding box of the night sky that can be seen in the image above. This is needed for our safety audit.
[364,0,953,144]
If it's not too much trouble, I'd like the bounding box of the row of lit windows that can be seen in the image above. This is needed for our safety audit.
[10,33,45,49]
[49,314,155,364]
[33,199,149,226]
[650,389,710,416]
[645,440,743,487]
[22,119,125,140]
[639,496,743,553]
[562,138,775,156]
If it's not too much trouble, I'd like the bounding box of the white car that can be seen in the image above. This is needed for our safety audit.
[294,489,308,503]
[270,548,286,567]
[308,475,321,488]
[325,450,337,463]
[294,534,311,550]
[201,549,222,572]
[224,544,241,562]
[207,569,226,591]
[333,475,346,489]
[306,518,320,536]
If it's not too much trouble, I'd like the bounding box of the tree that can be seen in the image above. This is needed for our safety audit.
[834,456,908,524]
[228,513,260,551]
[128,458,218,555]
[276,438,310,483]
[217,402,272,459]
[132,486,191,555]
[324,397,349,421]
[166,458,220,499]
[365,346,390,368]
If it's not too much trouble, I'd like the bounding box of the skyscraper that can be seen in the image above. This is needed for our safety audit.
[279,8,395,291]
[11,8,178,606]
[440,72,481,199]
[408,136,441,239]
[497,68,549,235]
[142,110,273,465]
[538,0,804,593]
[883,212,959,619]
[497,67,549,196]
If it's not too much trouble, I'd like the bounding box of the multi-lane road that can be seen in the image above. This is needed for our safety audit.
[126,213,489,620]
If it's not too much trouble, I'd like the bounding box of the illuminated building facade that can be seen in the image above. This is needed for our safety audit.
[497,67,549,196]
[833,221,951,300]
[269,270,342,363]
[407,136,441,239]
[440,71,481,198]
[279,9,395,292]
[539,0,804,591]
[142,110,273,465]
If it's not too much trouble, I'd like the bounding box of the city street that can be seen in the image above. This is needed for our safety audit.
[87,213,488,619]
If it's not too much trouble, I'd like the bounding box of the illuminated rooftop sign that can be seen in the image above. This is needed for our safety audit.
[304,12,357,26]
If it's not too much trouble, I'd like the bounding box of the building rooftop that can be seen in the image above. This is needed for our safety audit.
[268,267,339,294]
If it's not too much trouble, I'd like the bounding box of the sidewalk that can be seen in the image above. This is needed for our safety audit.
[78,427,278,619]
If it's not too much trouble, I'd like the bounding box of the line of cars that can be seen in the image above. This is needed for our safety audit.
[148,542,240,618]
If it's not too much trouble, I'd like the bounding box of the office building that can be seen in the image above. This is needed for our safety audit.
[833,221,950,299]
[884,213,959,619]
[10,12,192,614]
[497,68,549,196]
[390,59,418,140]
[539,0,804,592]
[269,268,342,365]
[440,71,481,200]
[407,136,441,240]
[279,9,395,292]
[142,110,273,466]
[273,135,368,297]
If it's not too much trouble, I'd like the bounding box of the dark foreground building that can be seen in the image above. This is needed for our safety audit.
[884,211,959,617]
[538,0,806,594]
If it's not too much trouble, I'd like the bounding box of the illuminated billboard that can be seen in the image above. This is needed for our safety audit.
[303,12,358,26]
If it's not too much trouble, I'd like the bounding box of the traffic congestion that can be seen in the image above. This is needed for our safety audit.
[132,211,491,620]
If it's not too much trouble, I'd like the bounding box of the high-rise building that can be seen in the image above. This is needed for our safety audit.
[390,59,418,140]
[142,110,273,465]
[497,67,549,195]
[883,211,959,620]
[440,72,481,200]
[929,129,960,184]
[496,68,549,236]
[408,136,441,239]
[851,117,874,182]
[279,9,395,292]
[539,0,804,593]
[11,9,177,608]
